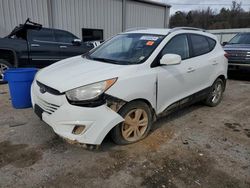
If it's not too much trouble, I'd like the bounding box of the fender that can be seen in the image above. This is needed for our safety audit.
[0,47,18,67]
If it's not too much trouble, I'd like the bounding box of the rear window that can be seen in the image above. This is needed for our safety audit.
[190,34,210,56]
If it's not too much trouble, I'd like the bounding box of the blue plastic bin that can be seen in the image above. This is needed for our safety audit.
[4,68,38,109]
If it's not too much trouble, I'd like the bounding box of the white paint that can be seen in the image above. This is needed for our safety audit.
[31,28,227,145]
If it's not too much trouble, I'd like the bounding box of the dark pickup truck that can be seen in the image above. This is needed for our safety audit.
[0,19,93,83]
[223,32,250,70]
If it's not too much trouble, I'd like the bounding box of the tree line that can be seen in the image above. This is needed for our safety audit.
[170,1,250,29]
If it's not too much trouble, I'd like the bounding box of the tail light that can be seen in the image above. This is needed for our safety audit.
[224,53,229,59]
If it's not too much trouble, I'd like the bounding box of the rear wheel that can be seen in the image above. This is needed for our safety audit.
[0,60,12,84]
[204,78,224,107]
[111,101,152,145]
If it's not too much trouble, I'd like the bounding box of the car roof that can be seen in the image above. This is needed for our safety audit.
[123,27,217,40]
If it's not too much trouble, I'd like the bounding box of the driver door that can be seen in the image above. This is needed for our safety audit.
[156,34,198,114]
[54,30,84,59]
[28,29,62,68]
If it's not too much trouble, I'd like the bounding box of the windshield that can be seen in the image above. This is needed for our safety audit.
[228,33,250,44]
[86,33,164,65]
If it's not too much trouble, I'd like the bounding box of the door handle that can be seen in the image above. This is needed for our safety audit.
[187,67,195,73]
[31,44,40,47]
[212,60,218,65]
[59,45,67,48]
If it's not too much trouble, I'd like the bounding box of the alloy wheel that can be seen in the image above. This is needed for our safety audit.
[121,108,149,142]
[0,63,9,82]
[212,82,223,104]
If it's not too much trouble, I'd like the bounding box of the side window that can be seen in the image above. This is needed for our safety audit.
[207,37,216,51]
[30,29,55,42]
[162,34,189,60]
[190,34,210,56]
[54,30,75,44]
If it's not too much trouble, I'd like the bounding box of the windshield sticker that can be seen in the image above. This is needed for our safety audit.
[146,41,155,46]
[140,36,159,41]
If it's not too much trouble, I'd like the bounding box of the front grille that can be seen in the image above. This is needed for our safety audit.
[36,81,62,95]
[36,96,60,115]
[225,50,250,58]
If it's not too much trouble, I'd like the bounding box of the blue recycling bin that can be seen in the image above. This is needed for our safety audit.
[4,68,38,109]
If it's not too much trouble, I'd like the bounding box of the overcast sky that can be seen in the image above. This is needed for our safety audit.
[157,0,250,15]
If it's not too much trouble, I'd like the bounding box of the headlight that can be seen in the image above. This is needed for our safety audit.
[66,78,117,101]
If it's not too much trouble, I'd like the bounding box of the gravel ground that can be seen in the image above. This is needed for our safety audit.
[0,73,249,188]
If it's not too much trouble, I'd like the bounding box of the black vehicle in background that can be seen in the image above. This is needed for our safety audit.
[0,19,94,83]
[223,32,250,70]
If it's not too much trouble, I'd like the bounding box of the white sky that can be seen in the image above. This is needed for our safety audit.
[156,0,250,15]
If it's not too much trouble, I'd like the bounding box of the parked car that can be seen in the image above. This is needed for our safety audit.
[31,27,228,146]
[223,32,250,70]
[0,19,93,83]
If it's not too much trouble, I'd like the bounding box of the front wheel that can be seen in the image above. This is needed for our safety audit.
[204,78,224,107]
[111,101,153,145]
[0,60,12,84]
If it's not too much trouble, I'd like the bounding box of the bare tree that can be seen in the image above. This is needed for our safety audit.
[170,1,250,29]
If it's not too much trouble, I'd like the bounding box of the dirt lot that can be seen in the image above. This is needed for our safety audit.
[0,74,249,188]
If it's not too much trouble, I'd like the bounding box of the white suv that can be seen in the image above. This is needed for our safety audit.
[31,27,228,146]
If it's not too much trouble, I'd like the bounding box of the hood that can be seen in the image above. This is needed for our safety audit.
[36,56,134,92]
[223,44,250,51]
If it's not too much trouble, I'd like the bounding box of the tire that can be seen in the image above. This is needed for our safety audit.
[0,60,12,84]
[111,101,153,145]
[204,78,224,107]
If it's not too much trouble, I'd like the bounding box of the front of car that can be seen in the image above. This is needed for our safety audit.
[31,56,125,145]
[223,32,250,70]
[31,32,165,145]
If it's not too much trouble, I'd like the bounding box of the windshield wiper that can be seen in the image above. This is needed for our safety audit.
[86,56,131,65]
[91,57,126,65]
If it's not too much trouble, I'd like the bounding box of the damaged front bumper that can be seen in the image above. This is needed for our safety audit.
[31,81,124,145]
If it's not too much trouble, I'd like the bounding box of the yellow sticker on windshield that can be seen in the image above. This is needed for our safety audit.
[146,41,154,46]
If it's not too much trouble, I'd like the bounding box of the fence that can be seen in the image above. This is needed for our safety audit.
[208,28,250,43]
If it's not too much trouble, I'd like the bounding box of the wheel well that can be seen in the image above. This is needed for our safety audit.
[125,98,157,121]
[0,49,16,66]
[217,75,226,91]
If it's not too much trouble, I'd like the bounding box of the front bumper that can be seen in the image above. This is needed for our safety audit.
[228,62,250,66]
[31,81,124,145]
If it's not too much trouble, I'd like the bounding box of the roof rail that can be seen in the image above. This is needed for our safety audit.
[125,27,150,32]
[170,27,206,32]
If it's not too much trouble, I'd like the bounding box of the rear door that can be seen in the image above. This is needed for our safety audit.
[188,34,216,90]
[54,30,87,59]
[28,29,62,68]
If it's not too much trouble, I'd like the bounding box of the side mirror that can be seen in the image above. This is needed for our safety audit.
[72,39,82,45]
[222,41,228,46]
[160,54,181,65]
